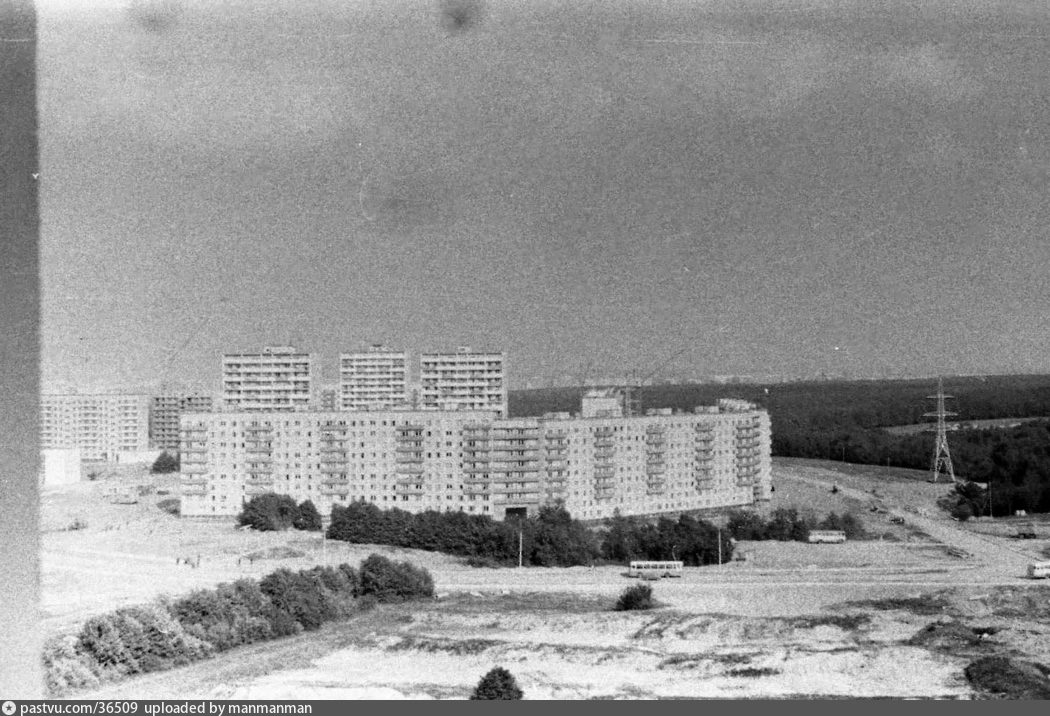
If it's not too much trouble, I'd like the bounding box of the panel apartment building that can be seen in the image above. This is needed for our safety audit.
[41,393,150,461]
[339,346,408,410]
[149,394,214,450]
[420,347,507,417]
[222,346,314,412]
[179,397,770,521]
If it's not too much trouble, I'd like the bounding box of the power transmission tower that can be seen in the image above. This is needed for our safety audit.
[924,377,957,483]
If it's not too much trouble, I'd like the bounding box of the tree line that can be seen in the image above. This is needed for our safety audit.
[44,554,433,696]
[326,500,734,567]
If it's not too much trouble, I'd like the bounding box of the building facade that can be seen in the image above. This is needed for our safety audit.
[150,394,214,450]
[221,346,314,412]
[41,393,150,461]
[420,347,507,417]
[179,400,771,520]
[338,346,408,410]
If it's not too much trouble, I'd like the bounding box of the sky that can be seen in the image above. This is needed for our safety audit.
[37,0,1050,393]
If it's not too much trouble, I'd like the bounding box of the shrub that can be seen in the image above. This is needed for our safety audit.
[358,554,435,602]
[470,666,524,700]
[238,493,300,531]
[293,500,323,531]
[43,635,103,696]
[76,604,212,677]
[951,501,974,522]
[150,451,179,474]
[965,656,1050,699]
[615,583,654,611]
[157,498,180,516]
[260,568,329,631]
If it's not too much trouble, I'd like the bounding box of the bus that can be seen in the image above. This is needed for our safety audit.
[807,530,847,544]
[627,561,684,579]
[1027,562,1050,579]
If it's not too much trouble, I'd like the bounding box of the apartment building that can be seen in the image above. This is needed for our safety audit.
[221,346,314,412]
[41,393,150,461]
[338,346,408,410]
[149,394,214,450]
[179,399,771,520]
[420,347,507,417]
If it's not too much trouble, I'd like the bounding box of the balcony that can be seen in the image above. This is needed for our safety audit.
[181,484,207,496]
[396,463,424,475]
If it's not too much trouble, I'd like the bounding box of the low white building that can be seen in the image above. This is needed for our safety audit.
[40,448,82,487]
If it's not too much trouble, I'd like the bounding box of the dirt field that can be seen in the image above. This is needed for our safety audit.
[42,459,1050,699]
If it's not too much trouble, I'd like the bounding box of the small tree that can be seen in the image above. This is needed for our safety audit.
[294,500,323,531]
[151,451,179,474]
[470,666,524,700]
[238,493,300,531]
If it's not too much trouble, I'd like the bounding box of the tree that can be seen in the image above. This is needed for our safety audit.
[293,500,322,531]
[238,493,300,531]
[470,666,524,700]
[150,451,179,474]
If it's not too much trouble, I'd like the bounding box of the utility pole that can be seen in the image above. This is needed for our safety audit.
[518,527,523,568]
[717,528,722,566]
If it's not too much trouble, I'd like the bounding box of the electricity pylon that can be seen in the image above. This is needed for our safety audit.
[924,376,957,483]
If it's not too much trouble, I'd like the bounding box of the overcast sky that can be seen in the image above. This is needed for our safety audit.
[37,0,1050,392]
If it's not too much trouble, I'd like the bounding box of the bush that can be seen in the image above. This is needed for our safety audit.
[293,500,323,531]
[951,501,975,522]
[76,604,212,677]
[43,635,104,696]
[157,498,180,516]
[358,554,435,602]
[615,583,654,611]
[150,451,179,474]
[965,656,1050,699]
[470,666,524,700]
[238,493,300,531]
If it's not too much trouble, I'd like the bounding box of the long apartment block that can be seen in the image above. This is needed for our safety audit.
[339,346,408,410]
[179,399,770,521]
[41,393,150,461]
[420,346,507,417]
[222,346,314,412]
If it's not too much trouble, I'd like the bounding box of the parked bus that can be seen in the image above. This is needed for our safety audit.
[807,530,847,544]
[627,561,684,579]
[1027,562,1050,579]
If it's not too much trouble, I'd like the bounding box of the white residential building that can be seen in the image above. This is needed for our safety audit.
[41,393,150,462]
[178,400,771,521]
[338,346,408,410]
[420,346,507,417]
[221,346,314,412]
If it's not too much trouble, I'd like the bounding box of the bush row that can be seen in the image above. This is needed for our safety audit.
[44,555,433,696]
[726,507,864,541]
[328,501,601,567]
[601,512,734,565]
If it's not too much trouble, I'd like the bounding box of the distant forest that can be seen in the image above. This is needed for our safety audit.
[510,375,1050,515]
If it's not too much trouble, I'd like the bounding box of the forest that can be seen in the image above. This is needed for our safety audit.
[511,375,1050,515]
